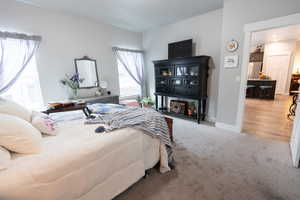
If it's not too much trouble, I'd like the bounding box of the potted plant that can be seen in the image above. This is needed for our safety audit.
[140,97,155,108]
[60,73,84,99]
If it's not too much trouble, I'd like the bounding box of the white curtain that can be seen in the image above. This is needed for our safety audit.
[113,47,146,97]
[0,32,41,94]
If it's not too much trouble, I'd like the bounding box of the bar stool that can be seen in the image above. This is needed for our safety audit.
[259,85,272,99]
[246,85,256,98]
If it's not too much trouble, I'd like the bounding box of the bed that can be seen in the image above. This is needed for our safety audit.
[0,118,169,200]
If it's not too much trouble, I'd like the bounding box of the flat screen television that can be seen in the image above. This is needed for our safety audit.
[168,39,193,59]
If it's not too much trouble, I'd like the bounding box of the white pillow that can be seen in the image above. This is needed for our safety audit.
[0,98,32,122]
[0,114,42,154]
[0,146,10,170]
[31,111,58,136]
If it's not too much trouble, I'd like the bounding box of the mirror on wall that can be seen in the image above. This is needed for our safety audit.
[75,56,99,88]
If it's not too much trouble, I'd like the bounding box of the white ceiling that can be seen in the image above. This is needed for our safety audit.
[252,24,300,45]
[16,0,223,32]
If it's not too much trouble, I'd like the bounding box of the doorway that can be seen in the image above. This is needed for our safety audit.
[242,27,300,141]
[236,13,300,167]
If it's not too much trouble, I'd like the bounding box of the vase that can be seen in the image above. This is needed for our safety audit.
[67,88,78,100]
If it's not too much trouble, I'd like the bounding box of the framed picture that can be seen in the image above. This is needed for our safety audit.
[224,55,239,68]
[170,100,188,115]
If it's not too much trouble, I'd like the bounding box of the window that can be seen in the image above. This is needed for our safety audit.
[116,50,144,99]
[1,40,44,110]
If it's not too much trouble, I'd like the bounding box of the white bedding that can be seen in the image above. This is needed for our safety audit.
[0,120,169,200]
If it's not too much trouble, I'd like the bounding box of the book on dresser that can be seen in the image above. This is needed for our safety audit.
[153,56,210,124]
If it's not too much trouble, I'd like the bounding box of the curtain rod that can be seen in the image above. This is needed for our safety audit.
[0,31,42,41]
[112,47,144,53]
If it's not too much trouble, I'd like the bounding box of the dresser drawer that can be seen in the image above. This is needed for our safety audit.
[84,95,120,104]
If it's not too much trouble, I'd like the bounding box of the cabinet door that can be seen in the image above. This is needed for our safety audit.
[185,78,200,97]
[156,78,170,93]
[176,65,199,77]
[158,65,174,77]
[171,78,185,95]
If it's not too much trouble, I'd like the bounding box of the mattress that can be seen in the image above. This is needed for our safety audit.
[0,120,166,200]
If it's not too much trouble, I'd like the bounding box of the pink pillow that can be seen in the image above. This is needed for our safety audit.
[31,111,58,136]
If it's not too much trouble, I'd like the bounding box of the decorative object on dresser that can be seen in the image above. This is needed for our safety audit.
[187,102,197,117]
[170,100,188,115]
[74,56,99,88]
[97,81,108,96]
[289,73,300,95]
[154,55,210,123]
[60,73,84,99]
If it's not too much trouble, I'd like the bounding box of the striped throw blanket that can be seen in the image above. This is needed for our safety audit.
[86,107,174,169]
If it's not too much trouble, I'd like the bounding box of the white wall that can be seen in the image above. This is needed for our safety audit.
[216,0,300,126]
[0,0,143,103]
[143,9,223,120]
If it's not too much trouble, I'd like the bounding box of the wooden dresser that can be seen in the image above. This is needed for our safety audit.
[78,95,119,104]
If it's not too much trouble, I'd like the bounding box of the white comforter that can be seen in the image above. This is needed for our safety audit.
[0,120,169,200]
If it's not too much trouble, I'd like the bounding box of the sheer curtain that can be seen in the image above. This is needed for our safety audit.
[113,47,146,98]
[0,32,43,109]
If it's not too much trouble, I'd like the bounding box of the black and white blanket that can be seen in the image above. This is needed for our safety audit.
[85,107,175,169]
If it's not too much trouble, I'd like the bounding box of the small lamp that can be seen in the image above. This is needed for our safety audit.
[100,81,108,89]
[95,81,108,96]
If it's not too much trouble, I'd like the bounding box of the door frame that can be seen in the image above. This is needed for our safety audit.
[236,12,300,132]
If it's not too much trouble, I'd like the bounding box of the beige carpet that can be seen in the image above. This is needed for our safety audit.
[115,119,300,200]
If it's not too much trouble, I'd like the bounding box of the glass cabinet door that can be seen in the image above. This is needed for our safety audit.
[176,65,199,76]
[176,66,188,76]
[159,66,173,77]
[187,65,199,76]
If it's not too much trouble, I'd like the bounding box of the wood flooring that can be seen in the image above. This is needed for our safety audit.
[242,95,293,142]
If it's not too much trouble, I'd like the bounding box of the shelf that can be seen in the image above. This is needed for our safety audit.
[154,92,205,100]
[160,111,198,122]
[156,75,199,79]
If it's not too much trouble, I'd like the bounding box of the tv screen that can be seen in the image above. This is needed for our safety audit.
[168,39,193,59]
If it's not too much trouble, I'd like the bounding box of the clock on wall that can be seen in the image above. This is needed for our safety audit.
[226,39,239,52]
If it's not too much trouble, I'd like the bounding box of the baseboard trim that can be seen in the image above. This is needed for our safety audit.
[206,116,216,123]
[215,122,240,133]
